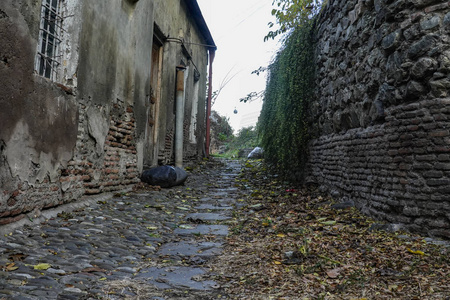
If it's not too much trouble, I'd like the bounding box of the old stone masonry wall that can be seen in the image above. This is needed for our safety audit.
[309,0,450,238]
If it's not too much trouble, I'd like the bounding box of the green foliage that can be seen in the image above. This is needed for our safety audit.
[210,110,234,155]
[251,67,267,76]
[218,132,229,142]
[211,110,233,139]
[233,126,259,149]
[265,0,323,41]
[216,126,260,158]
[258,22,316,178]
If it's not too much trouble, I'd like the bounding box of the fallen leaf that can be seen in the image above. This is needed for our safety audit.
[388,284,398,292]
[407,248,425,256]
[326,267,343,278]
[321,220,337,226]
[273,261,282,265]
[179,224,195,229]
[276,233,286,238]
[48,249,57,255]
[5,263,19,271]
[33,263,51,270]
[9,253,27,262]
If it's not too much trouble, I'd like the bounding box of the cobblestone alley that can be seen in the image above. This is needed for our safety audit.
[0,159,243,299]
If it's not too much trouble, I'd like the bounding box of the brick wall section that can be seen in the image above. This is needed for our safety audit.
[159,118,203,165]
[309,99,450,238]
[160,128,175,165]
[1,105,141,225]
[0,179,62,225]
[62,105,140,196]
[0,178,78,225]
[307,0,450,238]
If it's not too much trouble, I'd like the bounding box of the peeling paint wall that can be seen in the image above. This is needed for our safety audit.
[0,0,79,223]
[1,0,212,225]
[76,0,154,173]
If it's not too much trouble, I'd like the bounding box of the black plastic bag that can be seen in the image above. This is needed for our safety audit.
[141,166,188,188]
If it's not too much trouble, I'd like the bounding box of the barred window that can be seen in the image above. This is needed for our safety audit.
[35,0,63,81]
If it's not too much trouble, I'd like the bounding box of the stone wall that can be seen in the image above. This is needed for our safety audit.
[308,0,450,238]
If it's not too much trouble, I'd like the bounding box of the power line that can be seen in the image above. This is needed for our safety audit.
[212,2,272,41]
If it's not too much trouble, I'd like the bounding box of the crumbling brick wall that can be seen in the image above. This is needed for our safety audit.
[62,104,140,197]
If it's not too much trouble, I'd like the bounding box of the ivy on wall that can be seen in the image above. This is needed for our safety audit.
[265,0,323,41]
[258,21,316,179]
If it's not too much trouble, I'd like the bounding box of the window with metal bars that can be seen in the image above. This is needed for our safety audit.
[35,0,63,81]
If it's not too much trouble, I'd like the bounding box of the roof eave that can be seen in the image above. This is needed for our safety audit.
[184,0,217,51]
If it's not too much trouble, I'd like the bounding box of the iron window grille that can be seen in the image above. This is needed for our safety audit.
[35,0,63,81]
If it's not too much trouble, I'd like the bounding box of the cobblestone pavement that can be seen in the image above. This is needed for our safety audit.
[0,159,245,299]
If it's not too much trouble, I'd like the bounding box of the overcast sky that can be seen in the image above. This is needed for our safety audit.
[196,0,282,133]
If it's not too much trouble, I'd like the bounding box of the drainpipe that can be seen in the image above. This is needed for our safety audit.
[205,49,215,157]
[175,65,186,168]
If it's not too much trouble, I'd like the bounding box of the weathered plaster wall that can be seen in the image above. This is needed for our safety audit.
[308,0,450,237]
[1,0,212,225]
[0,0,154,223]
[0,0,78,223]
[153,0,209,166]
[64,0,154,195]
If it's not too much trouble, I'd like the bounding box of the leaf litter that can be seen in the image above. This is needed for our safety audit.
[210,160,450,299]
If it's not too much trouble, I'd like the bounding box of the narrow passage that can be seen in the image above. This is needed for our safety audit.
[1,159,449,299]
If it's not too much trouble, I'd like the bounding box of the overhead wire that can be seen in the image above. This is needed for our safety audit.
[213,2,272,41]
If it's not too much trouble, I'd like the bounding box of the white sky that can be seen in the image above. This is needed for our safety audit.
[196,0,282,133]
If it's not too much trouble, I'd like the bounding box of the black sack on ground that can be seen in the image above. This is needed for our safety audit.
[173,166,188,186]
[141,166,188,188]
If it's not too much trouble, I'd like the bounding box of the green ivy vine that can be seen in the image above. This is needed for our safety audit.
[265,0,324,41]
[258,21,316,179]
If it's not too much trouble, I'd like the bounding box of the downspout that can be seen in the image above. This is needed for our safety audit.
[175,65,186,168]
[205,49,215,157]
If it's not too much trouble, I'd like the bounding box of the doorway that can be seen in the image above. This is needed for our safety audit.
[149,35,163,166]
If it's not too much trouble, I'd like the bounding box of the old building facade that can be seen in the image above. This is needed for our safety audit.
[0,0,215,224]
